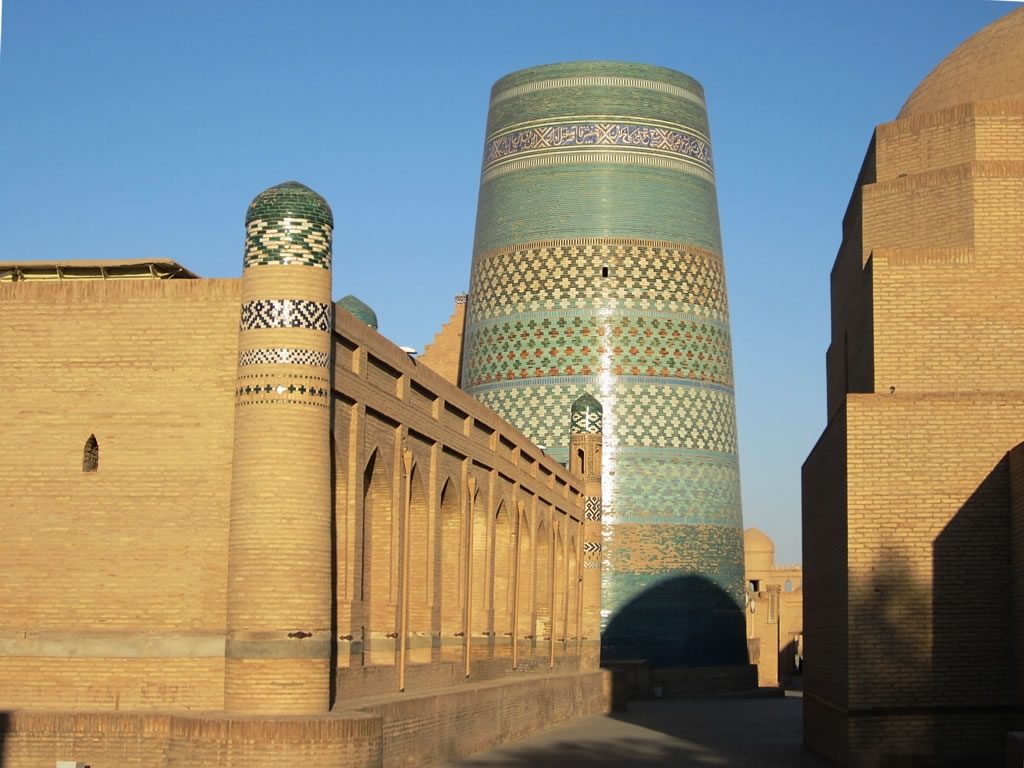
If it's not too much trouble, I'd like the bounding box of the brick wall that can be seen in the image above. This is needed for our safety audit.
[801,410,848,763]
[419,296,465,385]
[804,87,1024,764]
[0,278,239,711]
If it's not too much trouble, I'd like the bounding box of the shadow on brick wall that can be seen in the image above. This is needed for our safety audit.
[931,457,1012,761]
[0,711,7,766]
[601,574,746,668]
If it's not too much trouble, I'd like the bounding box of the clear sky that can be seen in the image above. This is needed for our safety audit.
[0,1,1014,563]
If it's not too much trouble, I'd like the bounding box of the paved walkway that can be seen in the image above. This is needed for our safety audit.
[447,693,828,767]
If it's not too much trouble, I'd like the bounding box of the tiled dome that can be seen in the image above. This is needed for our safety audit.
[336,295,378,329]
[245,181,333,228]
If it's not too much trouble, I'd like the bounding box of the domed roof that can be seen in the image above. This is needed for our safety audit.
[336,295,378,329]
[744,528,774,553]
[245,181,333,228]
[570,393,603,434]
[571,393,603,414]
[899,8,1024,119]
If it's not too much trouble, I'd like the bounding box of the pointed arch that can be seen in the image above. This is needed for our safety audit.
[567,531,579,649]
[82,434,99,472]
[535,516,552,644]
[554,525,566,653]
[363,449,394,665]
[493,500,513,655]
[516,508,534,646]
[407,463,431,663]
[469,482,489,643]
[439,477,463,660]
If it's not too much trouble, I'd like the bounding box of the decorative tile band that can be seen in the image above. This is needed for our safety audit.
[490,76,705,108]
[234,374,330,407]
[469,380,737,455]
[469,375,733,395]
[244,217,332,269]
[481,149,715,184]
[583,539,602,568]
[464,313,733,389]
[239,299,331,332]
[585,497,602,521]
[484,121,712,172]
[468,239,728,324]
[238,348,330,368]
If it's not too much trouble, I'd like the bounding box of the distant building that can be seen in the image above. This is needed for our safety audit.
[743,529,802,688]
[802,8,1024,765]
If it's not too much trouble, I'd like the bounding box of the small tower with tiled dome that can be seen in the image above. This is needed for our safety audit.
[569,392,603,665]
[226,181,334,714]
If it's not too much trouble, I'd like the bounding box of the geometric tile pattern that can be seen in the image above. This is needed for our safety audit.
[571,400,603,435]
[237,348,329,368]
[470,380,737,455]
[584,496,602,521]
[234,373,330,408]
[467,239,728,324]
[463,311,732,388]
[244,217,332,269]
[239,299,331,332]
[483,121,713,172]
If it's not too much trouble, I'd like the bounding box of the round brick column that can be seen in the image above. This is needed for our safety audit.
[225,181,334,713]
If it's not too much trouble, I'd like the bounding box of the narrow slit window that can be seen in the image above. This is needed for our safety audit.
[601,266,609,278]
[83,434,99,472]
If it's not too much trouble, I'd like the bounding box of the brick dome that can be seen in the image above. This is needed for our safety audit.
[744,528,774,554]
[899,8,1024,119]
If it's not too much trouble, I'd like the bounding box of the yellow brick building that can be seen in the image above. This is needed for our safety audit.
[743,529,802,689]
[802,9,1024,765]
[0,183,607,767]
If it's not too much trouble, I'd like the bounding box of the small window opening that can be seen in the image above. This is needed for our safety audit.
[576,448,585,474]
[601,266,609,278]
[748,579,760,593]
[83,434,99,472]
[784,579,793,593]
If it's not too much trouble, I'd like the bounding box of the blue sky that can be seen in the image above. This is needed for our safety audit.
[0,1,1013,563]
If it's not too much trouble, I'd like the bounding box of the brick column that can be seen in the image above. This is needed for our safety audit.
[225,181,334,713]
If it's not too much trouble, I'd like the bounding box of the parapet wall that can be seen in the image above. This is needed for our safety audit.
[331,308,599,692]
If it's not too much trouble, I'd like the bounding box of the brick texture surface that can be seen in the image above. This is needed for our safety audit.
[802,14,1024,764]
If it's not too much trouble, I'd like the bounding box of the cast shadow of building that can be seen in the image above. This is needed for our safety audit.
[853,458,1014,765]
[601,574,747,668]
[931,456,1014,762]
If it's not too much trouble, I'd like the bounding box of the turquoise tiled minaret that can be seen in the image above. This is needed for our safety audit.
[462,62,746,665]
